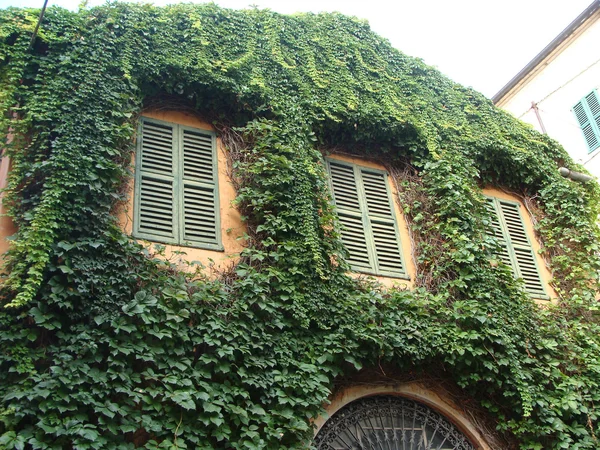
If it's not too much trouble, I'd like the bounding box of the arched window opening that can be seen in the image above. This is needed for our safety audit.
[314,395,475,450]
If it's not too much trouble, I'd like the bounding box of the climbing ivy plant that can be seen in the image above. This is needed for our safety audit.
[0,3,599,449]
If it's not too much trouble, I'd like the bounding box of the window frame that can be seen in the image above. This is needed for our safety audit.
[326,158,409,279]
[485,195,549,300]
[133,116,223,251]
[572,90,600,154]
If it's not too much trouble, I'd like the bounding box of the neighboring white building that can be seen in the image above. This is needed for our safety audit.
[493,1,600,177]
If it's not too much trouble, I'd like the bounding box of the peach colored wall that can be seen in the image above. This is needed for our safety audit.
[119,110,246,272]
[315,383,492,450]
[326,153,416,290]
[0,151,17,257]
[0,120,558,302]
[482,187,557,301]
[121,128,417,285]
[496,10,600,178]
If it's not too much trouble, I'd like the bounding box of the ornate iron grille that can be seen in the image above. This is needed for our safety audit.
[314,395,475,450]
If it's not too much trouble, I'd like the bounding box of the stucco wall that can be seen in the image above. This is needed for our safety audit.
[497,10,600,176]
[315,382,495,449]
[0,152,16,257]
[119,120,419,286]
[0,119,556,301]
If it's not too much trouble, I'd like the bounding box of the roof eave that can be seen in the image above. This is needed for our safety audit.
[492,0,600,105]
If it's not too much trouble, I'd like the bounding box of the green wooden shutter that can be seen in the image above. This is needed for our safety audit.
[328,159,406,278]
[485,198,513,268]
[134,119,177,242]
[486,197,547,299]
[134,118,221,250]
[498,201,546,298]
[360,168,405,277]
[573,90,600,152]
[328,161,373,272]
[180,127,221,249]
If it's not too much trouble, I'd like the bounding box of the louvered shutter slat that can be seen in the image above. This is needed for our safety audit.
[141,121,174,175]
[328,162,372,270]
[362,172,394,217]
[486,197,546,298]
[135,119,176,240]
[500,200,545,296]
[574,92,600,152]
[328,160,406,277]
[573,102,589,126]
[371,221,403,269]
[499,202,529,246]
[360,169,404,276]
[485,198,514,268]
[138,175,175,238]
[589,92,600,144]
[183,184,218,243]
[181,127,219,246]
[513,247,545,296]
[586,92,600,116]
[183,129,215,182]
[135,118,221,248]
[583,125,599,150]
[329,162,362,212]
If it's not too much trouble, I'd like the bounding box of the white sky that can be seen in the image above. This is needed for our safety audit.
[0,0,594,98]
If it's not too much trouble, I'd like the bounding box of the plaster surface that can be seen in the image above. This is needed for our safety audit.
[315,382,492,450]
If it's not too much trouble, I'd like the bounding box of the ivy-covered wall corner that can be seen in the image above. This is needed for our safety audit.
[1,3,599,449]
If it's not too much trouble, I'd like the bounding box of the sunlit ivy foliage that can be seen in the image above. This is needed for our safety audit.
[0,3,599,449]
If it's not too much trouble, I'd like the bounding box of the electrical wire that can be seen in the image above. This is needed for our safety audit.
[517,57,600,118]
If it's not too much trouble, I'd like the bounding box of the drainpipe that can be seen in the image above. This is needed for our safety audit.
[531,101,547,134]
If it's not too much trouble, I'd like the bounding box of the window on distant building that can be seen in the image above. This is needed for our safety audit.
[573,90,600,153]
[485,196,548,299]
[326,158,408,278]
[133,117,222,250]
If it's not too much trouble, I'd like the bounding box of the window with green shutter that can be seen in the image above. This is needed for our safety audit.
[573,90,600,153]
[485,196,548,299]
[133,117,222,250]
[327,159,408,279]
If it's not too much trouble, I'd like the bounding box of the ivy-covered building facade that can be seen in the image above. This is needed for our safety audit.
[0,3,599,449]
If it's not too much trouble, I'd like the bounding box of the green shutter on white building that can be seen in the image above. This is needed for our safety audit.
[134,117,222,250]
[327,159,407,278]
[486,197,547,299]
[573,90,600,153]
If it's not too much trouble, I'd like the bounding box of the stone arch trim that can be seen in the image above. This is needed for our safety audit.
[314,382,492,450]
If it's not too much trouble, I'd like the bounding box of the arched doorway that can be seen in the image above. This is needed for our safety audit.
[314,395,475,449]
